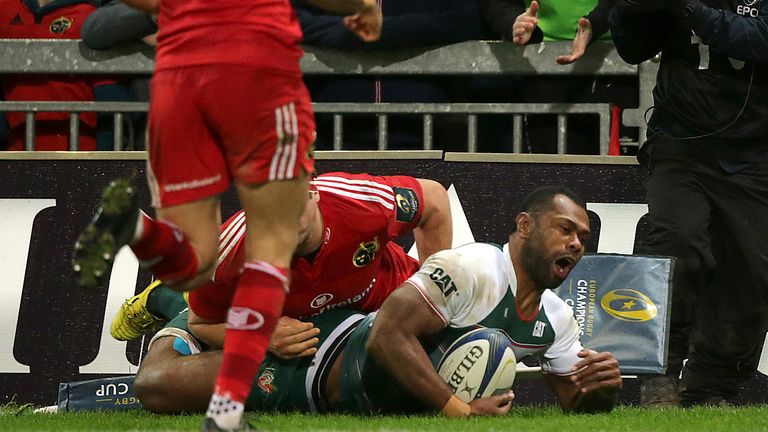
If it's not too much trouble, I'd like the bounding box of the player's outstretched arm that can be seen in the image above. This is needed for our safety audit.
[413,179,452,263]
[544,349,622,413]
[367,284,514,417]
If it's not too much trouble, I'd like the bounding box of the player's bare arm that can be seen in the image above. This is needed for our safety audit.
[120,0,159,13]
[188,309,320,359]
[367,284,515,417]
[413,179,452,263]
[188,309,225,349]
[544,349,622,413]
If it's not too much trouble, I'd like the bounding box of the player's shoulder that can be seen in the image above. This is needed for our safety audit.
[429,243,507,275]
[540,289,577,331]
[314,172,409,215]
[314,173,395,198]
[317,171,420,185]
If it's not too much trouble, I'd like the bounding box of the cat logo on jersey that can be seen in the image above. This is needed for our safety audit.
[353,237,379,267]
[393,187,419,223]
[257,368,276,394]
[50,17,73,34]
[429,267,458,297]
[600,288,658,322]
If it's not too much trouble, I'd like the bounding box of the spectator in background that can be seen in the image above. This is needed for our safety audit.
[476,0,636,155]
[295,0,494,151]
[483,0,612,62]
[81,0,158,150]
[81,0,158,50]
[0,0,120,151]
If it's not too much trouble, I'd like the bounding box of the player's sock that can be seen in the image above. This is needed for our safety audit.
[206,262,288,429]
[129,214,199,282]
[146,284,188,320]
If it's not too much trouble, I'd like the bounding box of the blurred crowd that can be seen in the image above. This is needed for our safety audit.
[0,0,635,153]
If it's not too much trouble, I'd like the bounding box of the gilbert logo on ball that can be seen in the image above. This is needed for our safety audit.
[437,328,517,403]
[600,288,657,322]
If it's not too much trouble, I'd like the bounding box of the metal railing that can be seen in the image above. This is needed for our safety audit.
[0,39,657,153]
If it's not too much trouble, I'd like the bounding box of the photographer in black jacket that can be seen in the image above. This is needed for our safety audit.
[609,0,768,407]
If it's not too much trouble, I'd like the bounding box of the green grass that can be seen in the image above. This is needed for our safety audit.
[2,405,768,431]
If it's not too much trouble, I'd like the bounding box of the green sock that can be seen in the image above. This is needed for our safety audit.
[146,283,187,320]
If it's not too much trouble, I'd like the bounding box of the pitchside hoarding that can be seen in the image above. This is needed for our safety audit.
[0,153,765,407]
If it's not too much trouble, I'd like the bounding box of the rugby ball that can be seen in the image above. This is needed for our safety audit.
[437,328,517,403]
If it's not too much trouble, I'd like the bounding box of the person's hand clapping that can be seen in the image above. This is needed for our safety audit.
[512,0,539,45]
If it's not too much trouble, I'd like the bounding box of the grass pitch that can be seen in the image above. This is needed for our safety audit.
[2,405,768,431]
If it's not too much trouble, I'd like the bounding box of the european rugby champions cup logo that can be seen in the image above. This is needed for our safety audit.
[600,288,658,322]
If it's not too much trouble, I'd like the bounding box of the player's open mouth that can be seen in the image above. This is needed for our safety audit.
[553,256,576,279]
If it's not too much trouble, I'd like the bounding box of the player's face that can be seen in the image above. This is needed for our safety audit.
[520,195,590,290]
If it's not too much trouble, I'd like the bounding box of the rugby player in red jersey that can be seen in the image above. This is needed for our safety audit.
[72,0,382,430]
[109,172,452,415]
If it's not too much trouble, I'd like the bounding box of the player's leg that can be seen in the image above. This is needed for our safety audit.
[111,280,189,341]
[204,176,307,428]
[113,209,248,341]
[151,197,221,292]
[135,336,220,413]
[134,310,218,413]
[197,67,316,430]
[635,137,714,407]
[73,68,228,291]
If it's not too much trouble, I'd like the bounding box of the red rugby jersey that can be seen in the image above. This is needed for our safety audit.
[200,172,425,319]
[154,0,303,74]
[0,0,102,150]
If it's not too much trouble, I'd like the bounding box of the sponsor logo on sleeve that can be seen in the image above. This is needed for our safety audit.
[393,187,419,223]
[600,288,657,322]
[429,267,458,297]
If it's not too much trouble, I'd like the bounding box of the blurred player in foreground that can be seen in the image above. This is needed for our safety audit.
[73,0,382,429]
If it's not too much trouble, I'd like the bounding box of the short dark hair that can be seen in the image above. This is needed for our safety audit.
[519,186,586,219]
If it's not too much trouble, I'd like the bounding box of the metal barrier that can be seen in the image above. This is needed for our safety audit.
[0,39,655,153]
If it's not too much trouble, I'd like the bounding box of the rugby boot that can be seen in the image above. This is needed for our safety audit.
[200,417,255,432]
[110,280,164,341]
[73,179,140,290]
[639,375,680,407]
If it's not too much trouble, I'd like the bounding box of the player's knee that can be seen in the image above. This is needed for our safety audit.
[134,369,167,413]
[134,339,183,413]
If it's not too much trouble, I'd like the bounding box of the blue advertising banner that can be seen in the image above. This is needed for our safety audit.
[554,254,674,375]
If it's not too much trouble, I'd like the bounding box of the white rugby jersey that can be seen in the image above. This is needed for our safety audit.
[407,242,584,375]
